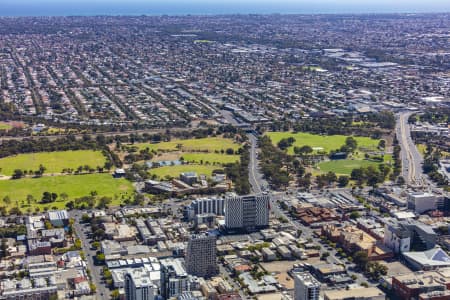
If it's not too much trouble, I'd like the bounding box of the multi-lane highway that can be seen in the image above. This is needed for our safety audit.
[248,133,263,194]
[396,111,424,185]
[219,109,265,194]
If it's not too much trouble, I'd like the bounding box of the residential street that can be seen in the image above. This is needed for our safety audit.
[70,210,109,300]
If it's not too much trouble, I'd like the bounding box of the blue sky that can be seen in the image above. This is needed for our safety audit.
[1,0,449,16]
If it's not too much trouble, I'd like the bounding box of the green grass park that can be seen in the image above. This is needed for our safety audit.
[181,153,240,165]
[0,122,12,130]
[0,150,106,176]
[265,132,381,155]
[316,157,391,176]
[0,173,133,211]
[148,164,220,179]
[135,137,241,152]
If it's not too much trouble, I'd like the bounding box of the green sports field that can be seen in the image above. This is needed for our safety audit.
[317,160,380,176]
[149,164,220,179]
[181,153,239,165]
[135,137,241,152]
[316,154,393,176]
[0,174,133,210]
[0,150,106,176]
[0,122,12,130]
[265,132,380,155]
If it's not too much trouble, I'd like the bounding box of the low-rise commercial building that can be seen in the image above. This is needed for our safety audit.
[392,269,450,300]
[324,287,385,300]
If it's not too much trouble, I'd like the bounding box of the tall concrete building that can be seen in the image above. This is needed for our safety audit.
[185,233,217,278]
[184,197,225,221]
[407,192,437,214]
[294,272,320,300]
[224,194,270,231]
[125,268,155,300]
[160,258,200,299]
[384,218,436,253]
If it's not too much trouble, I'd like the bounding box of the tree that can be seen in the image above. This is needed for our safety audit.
[132,194,145,206]
[26,194,34,206]
[9,207,22,215]
[293,159,301,171]
[294,145,313,156]
[74,239,82,249]
[111,289,120,300]
[277,139,290,150]
[225,148,235,155]
[93,229,106,241]
[95,253,105,264]
[316,174,328,188]
[92,241,100,250]
[354,251,369,269]
[38,164,46,176]
[366,261,388,280]
[351,168,364,181]
[51,193,58,202]
[44,220,53,230]
[321,252,330,260]
[81,214,91,223]
[366,167,381,190]
[103,268,112,280]
[338,176,349,187]
[349,211,361,220]
[12,169,23,179]
[67,219,74,237]
[325,171,337,184]
[378,164,391,180]
[65,201,75,210]
[104,161,113,171]
[287,137,296,144]
[97,196,112,209]
[2,196,11,206]
[41,192,55,204]
[60,193,68,202]
[345,137,358,153]
[298,173,312,189]
[0,239,9,258]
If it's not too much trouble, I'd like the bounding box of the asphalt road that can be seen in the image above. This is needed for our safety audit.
[218,264,249,299]
[218,109,265,194]
[70,210,109,300]
[248,133,263,194]
[396,111,424,185]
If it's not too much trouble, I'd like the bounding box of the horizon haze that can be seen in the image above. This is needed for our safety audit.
[1,0,450,16]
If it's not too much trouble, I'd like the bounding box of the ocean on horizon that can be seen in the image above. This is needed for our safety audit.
[0,1,449,17]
